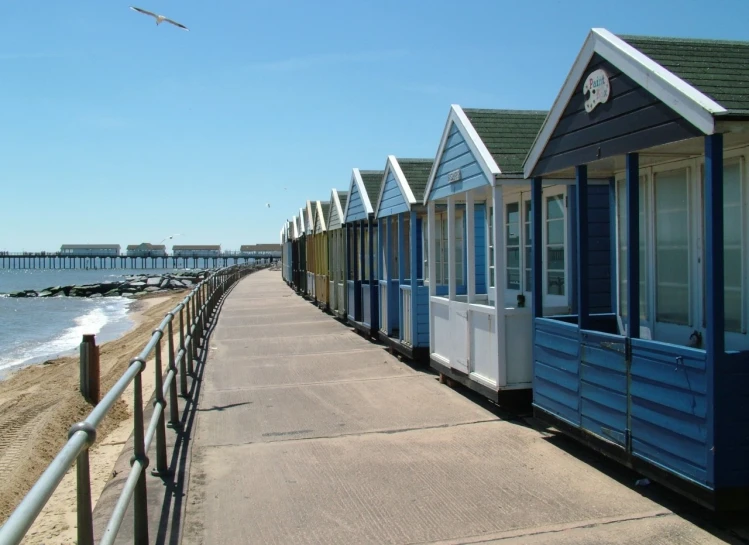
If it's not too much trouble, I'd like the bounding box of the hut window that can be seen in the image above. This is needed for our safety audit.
[403,214,411,280]
[434,211,464,286]
[546,195,565,296]
[654,168,690,325]
[524,199,532,292]
[701,160,743,333]
[616,176,649,321]
[506,203,521,290]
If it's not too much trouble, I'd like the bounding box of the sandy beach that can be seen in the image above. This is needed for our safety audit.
[0,289,190,544]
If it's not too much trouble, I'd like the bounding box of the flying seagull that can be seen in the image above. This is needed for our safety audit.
[130,6,189,31]
[266,203,271,208]
[160,233,182,243]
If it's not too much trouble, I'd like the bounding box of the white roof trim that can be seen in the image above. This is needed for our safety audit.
[343,168,373,221]
[374,155,418,215]
[315,200,327,232]
[523,28,728,179]
[328,188,344,229]
[305,201,315,235]
[423,104,501,205]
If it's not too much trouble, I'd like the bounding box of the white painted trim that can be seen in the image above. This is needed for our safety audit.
[374,155,418,214]
[423,104,501,205]
[523,27,728,179]
[305,201,315,235]
[328,188,344,230]
[315,200,327,232]
[343,168,374,222]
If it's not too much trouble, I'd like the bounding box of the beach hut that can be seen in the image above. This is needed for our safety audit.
[303,201,316,299]
[282,221,292,284]
[342,168,385,336]
[522,28,749,510]
[373,156,433,360]
[294,211,307,294]
[313,200,331,308]
[327,189,349,317]
[424,105,585,401]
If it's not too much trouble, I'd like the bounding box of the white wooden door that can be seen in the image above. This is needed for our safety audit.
[450,302,470,373]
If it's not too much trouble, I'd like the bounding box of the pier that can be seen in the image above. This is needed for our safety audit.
[0,250,280,270]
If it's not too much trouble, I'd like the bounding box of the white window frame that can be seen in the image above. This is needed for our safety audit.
[434,208,464,287]
[486,185,568,310]
[613,145,749,350]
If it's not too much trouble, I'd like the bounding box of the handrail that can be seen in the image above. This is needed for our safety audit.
[0,263,258,545]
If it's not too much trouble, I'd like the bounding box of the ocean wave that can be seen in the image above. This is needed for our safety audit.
[0,298,133,376]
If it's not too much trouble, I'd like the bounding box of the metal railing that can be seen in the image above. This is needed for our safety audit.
[0,263,256,545]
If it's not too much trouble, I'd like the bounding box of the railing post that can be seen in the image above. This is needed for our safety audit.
[179,305,188,396]
[75,449,94,545]
[131,360,149,543]
[167,317,180,426]
[79,334,100,404]
[152,335,168,475]
[186,298,194,376]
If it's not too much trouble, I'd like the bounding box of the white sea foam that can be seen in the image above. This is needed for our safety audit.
[0,298,133,377]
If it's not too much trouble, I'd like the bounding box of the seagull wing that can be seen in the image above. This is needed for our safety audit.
[130,6,159,19]
[164,17,189,31]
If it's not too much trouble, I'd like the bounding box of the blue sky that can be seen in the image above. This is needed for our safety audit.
[1,0,747,252]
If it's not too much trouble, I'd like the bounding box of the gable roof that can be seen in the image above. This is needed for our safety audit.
[360,170,384,205]
[523,28,741,178]
[337,190,348,214]
[620,34,749,114]
[423,105,548,202]
[342,169,384,220]
[316,201,330,232]
[374,156,434,214]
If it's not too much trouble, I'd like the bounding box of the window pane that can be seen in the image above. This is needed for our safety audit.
[506,203,519,246]
[546,195,565,297]
[655,168,689,325]
[723,162,742,332]
[524,200,532,293]
[404,215,411,280]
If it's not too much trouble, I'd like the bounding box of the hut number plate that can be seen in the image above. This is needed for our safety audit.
[448,169,462,183]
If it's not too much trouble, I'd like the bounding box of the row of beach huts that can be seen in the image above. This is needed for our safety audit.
[278,28,749,511]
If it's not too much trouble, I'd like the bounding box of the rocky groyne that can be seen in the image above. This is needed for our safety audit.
[3,270,211,299]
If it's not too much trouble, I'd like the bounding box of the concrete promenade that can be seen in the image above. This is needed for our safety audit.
[178,269,738,544]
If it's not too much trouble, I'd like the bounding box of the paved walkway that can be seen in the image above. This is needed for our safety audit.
[180,269,735,544]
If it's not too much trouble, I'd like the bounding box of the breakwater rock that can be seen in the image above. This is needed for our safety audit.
[4,270,211,299]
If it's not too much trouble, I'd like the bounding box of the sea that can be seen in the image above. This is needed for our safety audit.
[0,267,195,379]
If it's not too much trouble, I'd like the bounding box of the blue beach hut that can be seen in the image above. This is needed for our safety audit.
[423,105,593,402]
[523,28,749,510]
[373,156,433,360]
[342,168,385,337]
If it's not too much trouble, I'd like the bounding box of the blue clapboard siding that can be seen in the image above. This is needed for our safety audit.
[630,339,709,486]
[715,351,749,488]
[346,180,369,222]
[533,318,581,426]
[377,171,409,218]
[580,330,628,447]
[587,185,612,313]
[415,285,430,347]
[428,124,491,202]
[474,205,487,294]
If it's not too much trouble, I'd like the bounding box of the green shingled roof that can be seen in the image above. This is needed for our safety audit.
[395,158,434,202]
[320,202,330,227]
[337,190,348,213]
[619,34,749,114]
[359,170,385,206]
[462,109,548,176]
